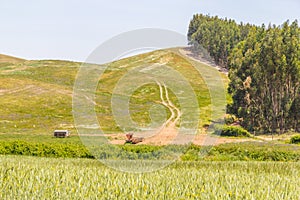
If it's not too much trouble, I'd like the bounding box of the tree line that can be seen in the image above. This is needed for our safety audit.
[188,14,300,134]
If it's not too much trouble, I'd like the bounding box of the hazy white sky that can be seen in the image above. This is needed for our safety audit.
[0,0,299,61]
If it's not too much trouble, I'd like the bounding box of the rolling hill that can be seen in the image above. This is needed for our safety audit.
[0,49,228,141]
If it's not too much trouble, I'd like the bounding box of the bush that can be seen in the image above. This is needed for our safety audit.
[290,135,300,144]
[214,125,252,137]
[224,114,238,125]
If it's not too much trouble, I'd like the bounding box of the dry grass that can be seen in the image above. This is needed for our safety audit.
[0,54,25,63]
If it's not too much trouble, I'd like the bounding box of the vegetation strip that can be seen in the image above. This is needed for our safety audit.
[0,140,299,161]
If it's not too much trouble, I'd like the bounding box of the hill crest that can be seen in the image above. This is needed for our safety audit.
[0,54,26,63]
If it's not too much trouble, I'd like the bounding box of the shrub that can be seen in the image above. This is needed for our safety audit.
[290,135,300,144]
[214,125,252,137]
[224,114,238,125]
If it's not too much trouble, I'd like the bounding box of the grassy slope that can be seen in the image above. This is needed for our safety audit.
[0,49,227,138]
[0,59,80,136]
[96,48,228,132]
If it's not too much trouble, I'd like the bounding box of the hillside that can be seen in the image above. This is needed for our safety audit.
[0,54,26,63]
[0,48,229,144]
[0,58,80,135]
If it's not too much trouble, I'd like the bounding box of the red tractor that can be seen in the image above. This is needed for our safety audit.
[125,133,143,144]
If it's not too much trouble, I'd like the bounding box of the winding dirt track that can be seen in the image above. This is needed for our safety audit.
[139,81,182,145]
[109,81,183,145]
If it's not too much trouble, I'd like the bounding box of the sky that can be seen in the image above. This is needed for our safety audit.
[0,0,299,62]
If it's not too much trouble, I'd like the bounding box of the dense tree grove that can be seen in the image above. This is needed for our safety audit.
[188,14,254,68]
[188,14,300,134]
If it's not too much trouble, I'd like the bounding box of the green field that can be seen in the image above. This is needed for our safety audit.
[1,155,299,199]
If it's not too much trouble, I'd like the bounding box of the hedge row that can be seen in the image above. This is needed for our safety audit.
[1,140,299,161]
[0,140,93,158]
